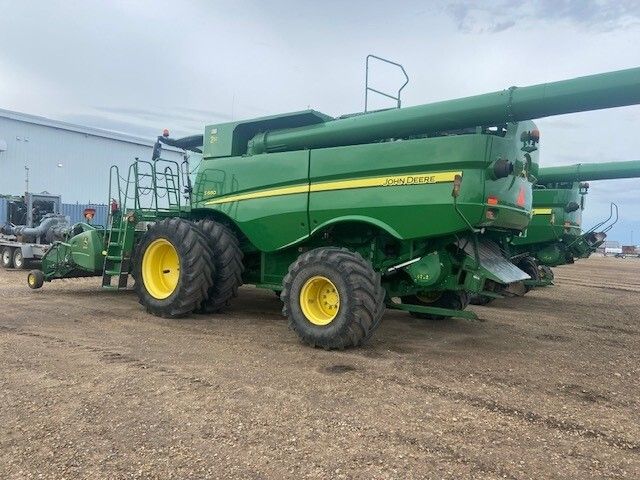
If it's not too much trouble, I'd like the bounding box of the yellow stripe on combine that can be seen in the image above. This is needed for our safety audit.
[532,208,553,215]
[310,171,461,192]
[205,184,308,205]
[205,171,461,205]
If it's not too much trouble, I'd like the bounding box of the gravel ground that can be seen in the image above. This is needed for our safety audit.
[0,255,638,479]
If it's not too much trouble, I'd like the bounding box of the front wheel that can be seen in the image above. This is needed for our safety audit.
[281,247,385,350]
[27,270,44,289]
[133,218,215,318]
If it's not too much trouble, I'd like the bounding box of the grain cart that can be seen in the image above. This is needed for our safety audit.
[513,160,640,282]
[26,67,640,349]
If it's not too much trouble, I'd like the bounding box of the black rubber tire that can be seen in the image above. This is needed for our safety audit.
[517,256,540,293]
[1,247,14,269]
[12,248,26,270]
[281,247,385,350]
[27,270,44,289]
[540,265,554,282]
[133,218,215,318]
[402,291,470,320]
[469,294,495,306]
[195,219,244,313]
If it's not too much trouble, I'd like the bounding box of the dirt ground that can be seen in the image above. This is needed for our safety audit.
[0,256,638,479]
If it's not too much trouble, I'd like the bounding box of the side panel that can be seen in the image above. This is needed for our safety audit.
[514,186,582,247]
[308,135,487,240]
[193,151,310,252]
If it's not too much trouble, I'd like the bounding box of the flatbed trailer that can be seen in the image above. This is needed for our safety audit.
[0,234,50,269]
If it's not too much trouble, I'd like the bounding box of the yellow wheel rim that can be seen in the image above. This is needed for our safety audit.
[28,274,36,287]
[142,239,180,300]
[299,276,340,326]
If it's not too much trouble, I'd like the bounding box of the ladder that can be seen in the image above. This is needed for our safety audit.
[101,209,136,289]
[100,159,187,290]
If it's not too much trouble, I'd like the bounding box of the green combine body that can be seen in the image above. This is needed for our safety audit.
[27,66,640,349]
[511,160,640,280]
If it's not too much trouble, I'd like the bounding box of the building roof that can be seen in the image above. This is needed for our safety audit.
[0,107,181,150]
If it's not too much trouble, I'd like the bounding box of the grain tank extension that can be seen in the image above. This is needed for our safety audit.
[28,66,640,349]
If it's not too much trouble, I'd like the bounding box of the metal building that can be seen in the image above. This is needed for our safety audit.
[0,108,183,204]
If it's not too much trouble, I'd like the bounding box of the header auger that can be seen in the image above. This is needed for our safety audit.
[26,66,640,349]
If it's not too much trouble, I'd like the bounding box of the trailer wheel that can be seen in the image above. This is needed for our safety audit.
[134,218,215,318]
[402,290,470,320]
[195,219,244,313]
[12,248,26,270]
[282,247,385,350]
[1,247,13,269]
[27,270,44,289]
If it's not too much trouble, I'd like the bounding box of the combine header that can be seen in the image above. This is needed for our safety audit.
[26,66,640,349]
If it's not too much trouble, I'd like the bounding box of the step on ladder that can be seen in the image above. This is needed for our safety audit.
[101,210,137,290]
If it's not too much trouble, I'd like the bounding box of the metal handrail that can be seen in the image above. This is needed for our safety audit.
[364,54,410,112]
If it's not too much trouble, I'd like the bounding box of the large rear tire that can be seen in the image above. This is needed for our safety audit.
[281,247,385,350]
[195,219,244,313]
[402,290,470,320]
[134,218,215,318]
[1,247,14,268]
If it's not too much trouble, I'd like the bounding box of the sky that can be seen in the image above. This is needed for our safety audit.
[0,0,639,243]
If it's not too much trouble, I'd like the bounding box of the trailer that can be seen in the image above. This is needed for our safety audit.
[0,192,70,269]
[0,234,51,269]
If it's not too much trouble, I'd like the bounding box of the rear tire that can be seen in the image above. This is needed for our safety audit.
[134,218,215,318]
[195,219,244,313]
[1,247,13,268]
[469,294,495,306]
[517,256,540,293]
[402,290,470,320]
[13,248,26,270]
[282,247,385,350]
[539,265,554,282]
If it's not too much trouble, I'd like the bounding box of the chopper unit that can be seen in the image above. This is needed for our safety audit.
[25,66,640,349]
[512,160,640,282]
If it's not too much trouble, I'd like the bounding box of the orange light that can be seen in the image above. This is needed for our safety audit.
[530,129,540,142]
[487,195,499,205]
[162,128,170,137]
[516,187,526,207]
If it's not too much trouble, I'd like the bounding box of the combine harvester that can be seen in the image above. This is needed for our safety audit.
[472,160,640,305]
[25,66,640,349]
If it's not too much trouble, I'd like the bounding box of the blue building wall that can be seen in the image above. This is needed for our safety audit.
[61,203,109,227]
[0,109,184,203]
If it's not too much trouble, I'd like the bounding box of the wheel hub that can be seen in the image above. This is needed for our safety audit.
[299,276,340,326]
[142,239,180,300]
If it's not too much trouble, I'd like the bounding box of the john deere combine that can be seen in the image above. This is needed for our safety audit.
[26,66,640,349]
[512,160,640,281]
